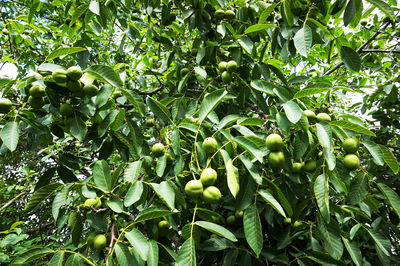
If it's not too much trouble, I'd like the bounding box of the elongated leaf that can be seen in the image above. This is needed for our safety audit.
[125,229,149,261]
[243,205,263,257]
[365,0,394,19]
[149,181,175,210]
[282,0,293,26]
[124,181,143,207]
[378,145,399,174]
[239,154,262,185]
[282,101,302,124]
[198,89,227,122]
[259,3,279,24]
[120,88,145,116]
[238,36,254,55]
[176,238,196,266]
[250,80,275,95]
[293,88,330,99]
[48,251,65,266]
[124,160,142,182]
[377,183,400,219]
[10,247,53,265]
[156,155,167,177]
[245,24,275,34]
[314,175,330,222]
[318,218,343,260]
[258,189,286,217]
[195,221,237,242]
[362,140,384,166]
[330,120,375,136]
[71,4,88,25]
[343,0,357,26]
[45,47,86,61]
[294,26,312,57]
[135,207,177,222]
[340,46,361,72]
[365,227,391,256]
[342,237,362,266]
[263,178,293,216]
[52,184,71,220]
[147,97,172,123]
[348,173,368,205]
[85,65,123,87]
[147,240,159,266]
[24,183,63,213]
[70,115,87,142]
[93,160,112,192]
[106,196,125,213]
[220,150,239,198]
[0,121,19,152]
[65,254,84,266]
[316,123,332,149]
[115,242,136,266]
[233,136,263,163]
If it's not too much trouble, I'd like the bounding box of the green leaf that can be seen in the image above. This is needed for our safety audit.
[0,121,19,152]
[147,97,172,124]
[293,88,331,99]
[343,0,358,26]
[330,120,375,136]
[263,178,293,216]
[195,221,237,242]
[282,0,294,26]
[259,3,279,24]
[377,183,400,219]
[244,24,275,34]
[149,181,175,210]
[147,240,159,266]
[316,122,332,149]
[70,115,87,142]
[125,229,149,261]
[176,238,196,266]
[323,147,336,171]
[340,46,361,72]
[124,160,142,182]
[378,145,399,174]
[342,237,362,266]
[71,4,88,25]
[85,65,123,88]
[156,154,167,177]
[52,184,71,220]
[293,26,312,57]
[233,136,264,163]
[124,181,143,207]
[45,47,86,62]
[239,154,262,185]
[250,80,275,95]
[135,207,177,223]
[238,36,254,55]
[243,205,263,257]
[348,173,368,205]
[258,189,286,217]
[314,175,330,222]
[318,217,343,260]
[120,88,145,116]
[106,196,125,214]
[48,251,65,266]
[10,247,53,265]
[198,89,227,123]
[362,140,384,166]
[365,0,394,19]
[194,66,207,82]
[364,227,391,256]
[24,183,63,214]
[282,101,302,124]
[71,212,84,247]
[220,150,240,198]
[93,160,112,192]
[115,242,136,266]
[64,254,84,266]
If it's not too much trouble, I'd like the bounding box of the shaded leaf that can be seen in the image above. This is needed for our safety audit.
[243,205,263,257]
[195,221,237,242]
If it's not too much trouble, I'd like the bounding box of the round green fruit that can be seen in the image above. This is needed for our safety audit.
[292,162,303,173]
[316,113,331,122]
[52,69,67,83]
[152,143,165,157]
[342,137,360,154]
[66,66,83,81]
[87,232,97,248]
[200,168,217,186]
[0,98,12,114]
[60,103,73,116]
[166,151,175,164]
[84,198,101,208]
[185,179,203,198]
[145,118,155,127]
[265,133,283,151]
[226,60,238,72]
[29,84,46,98]
[93,234,107,250]
[227,215,236,225]
[235,211,243,219]
[218,61,227,72]
[344,154,360,170]
[158,220,170,231]
[268,151,285,169]
[202,137,217,154]
[83,84,99,97]
[224,10,235,20]
[215,9,225,20]
[67,80,82,93]
[180,67,190,76]
[28,96,45,109]
[303,160,317,172]
[303,110,316,122]
[221,71,232,83]
[203,186,222,203]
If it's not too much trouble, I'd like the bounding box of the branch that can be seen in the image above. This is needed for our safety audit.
[0,191,26,212]
[359,49,400,54]
[27,221,55,233]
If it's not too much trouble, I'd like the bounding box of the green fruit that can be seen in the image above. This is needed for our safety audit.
[29,84,46,98]
[202,137,218,154]
[185,179,203,198]
[344,154,360,170]
[292,162,303,173]
[224,10,235,20]
[28,96,45,109]
[52,69,67,83]
[93,234,107,250]
[221,71,232,83]
[60,103,73,116]
[303,160,317,172]
[215,9,225,20]
[87,232,97,248]
[145,118,155,127]
[158,220,170,230]
[235,211,243,219]
[268,151,285,169]
[227,215,236,225]
[84,198,101,208]
[303,110,316,122]
[166,151,175,164]
[113,89,123,99]
[0,98,12,114]
[200,168,217,186]
[203,186,222,203]
[265,133,283,151]
[180,68,190,76]
[226,60,238,72]
[83,84,99,97]
[316,113,331,122]
[67,80,82,93]
[152,143,165,157]
[218,61,227,72]
[342,137,360,154]
[66,66,83,81]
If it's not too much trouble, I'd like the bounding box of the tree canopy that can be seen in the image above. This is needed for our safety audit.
[0,0,400,265]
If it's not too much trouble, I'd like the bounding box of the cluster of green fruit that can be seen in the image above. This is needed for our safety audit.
[303,110,331,123]
[342,137,361,170]
[28,84,46,109]
[218,60,237,84]
[266,133,285,169]
[0,98,12,114]
[214,9,235,20]
[184,137,223,203]
[52,66,98,97]
[87,232,107,251]
[83,197,102,208]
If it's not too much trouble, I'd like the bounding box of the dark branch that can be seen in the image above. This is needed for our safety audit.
[360,49,400,54]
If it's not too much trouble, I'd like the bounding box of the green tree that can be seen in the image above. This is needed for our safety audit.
[1,0,400,265]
